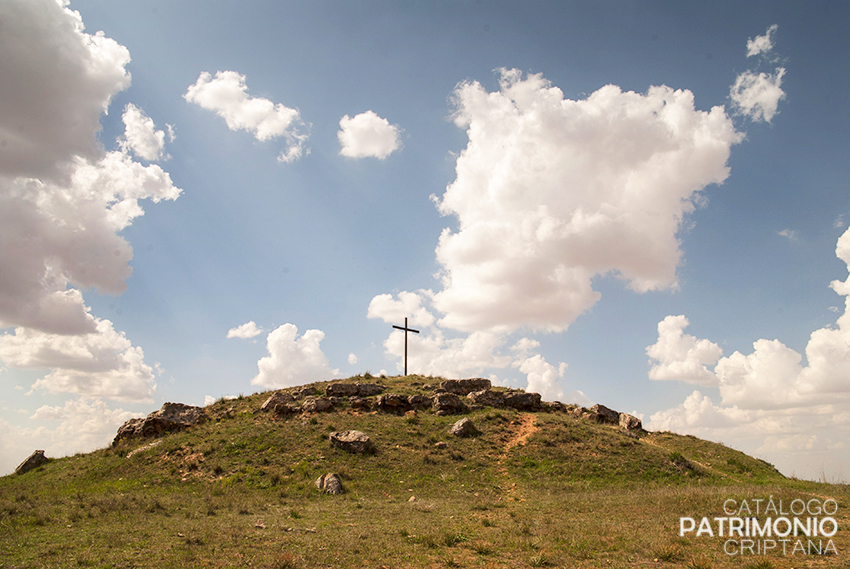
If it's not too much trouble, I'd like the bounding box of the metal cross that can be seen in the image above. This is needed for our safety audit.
[392,317,420,376]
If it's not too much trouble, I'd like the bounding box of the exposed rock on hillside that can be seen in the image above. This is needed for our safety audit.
[260,391,295,413]
[434,392,467,415]
[449,417,478,437]
[315,473,344,494]
[504,391,542,411]
[329,430,375,454]
[439,378,491,395]
[15,450,49,475]
[326,382,385,397]
[113,402,207,447]
[619,412,643,431]
[467,389,505,407]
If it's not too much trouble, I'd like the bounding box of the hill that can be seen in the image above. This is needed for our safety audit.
[2,375,847,568]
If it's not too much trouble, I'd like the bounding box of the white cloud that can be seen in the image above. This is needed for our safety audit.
[347,353,358,365]
[513,354,567,402]
[0,397,142,476]
[120,103,169,161]
[649,226,850,479]
[0,151,181,334]
[777,228,798,241]
[251,324,339,389]
[338,111,402,159]
[0,318,157,402]
[384,328,512,378]
[227,321,263,339]
[0,0,131,183]
[730,68,786,123]
[367,291,435,328]
[646,315,722,386]
[430,68,741,333]
[184,70,309,162]
[747,24,778,58]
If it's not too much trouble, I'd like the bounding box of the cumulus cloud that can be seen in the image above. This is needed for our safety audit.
[646,315,723,386]
[120,103,171,161]
[430,68,740,333]
[729,68,786,123]
[184,70,309,162]
[367,291,435,328]
[513,354,567,402]
[0,318,157,402]
[0,397,141,476]
[226,321,263,339]
[347,353,358,365]
[746,24,778,58]
[338,111,402,159]
[648,226,850,478]
[0,0,131,183]
[251,324,339,389]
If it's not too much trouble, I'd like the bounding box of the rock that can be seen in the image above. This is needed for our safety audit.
[113,402,207,447]
[275,404,302,415]
[547,401,568,413]
[619,412,643,431]
[504,392,542,411]
[348,396,372,411]
[407,394,433,410]
[15,450,49,475]
[449,418,477,437]
[300,396,334,413]
[434,441,448,449]
[326,383,359,397]
[315,473,344,495]
[291,386,316,399]
[376,393,412,414]
[260,391,295,413]
[355,383,385,397]
[439,378,491,396]
[433,392,467,415]
[467,389,505,408]
[591,404,620,425]
[329,430,375,454]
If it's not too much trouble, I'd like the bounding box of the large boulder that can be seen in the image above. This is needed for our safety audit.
[348,396,373,411]
[15,450,49,475]
[467,389,505,408]
[407,394,433,410]
[260,391,296,413]
[504,392,542,411]
[439,378,491,396]
[590,404,620,425]
[355,383,385,397]
[326,383,359,397]
[619,412,643,431]
[113,402,207,447]
[376,393,412,414]
[433,392,467,415]
[329,430,375,454]
[449,418,478,437]
[300,396,334,413]
[315,473,344,495]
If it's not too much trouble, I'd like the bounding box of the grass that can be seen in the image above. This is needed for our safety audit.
[1,374,848,568]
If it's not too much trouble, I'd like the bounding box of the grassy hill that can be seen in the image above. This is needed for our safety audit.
[1,374,847,568]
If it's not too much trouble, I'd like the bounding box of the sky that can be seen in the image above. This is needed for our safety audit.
[1,0,849,481]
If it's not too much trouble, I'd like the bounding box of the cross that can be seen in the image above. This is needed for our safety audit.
[392,317,420,376]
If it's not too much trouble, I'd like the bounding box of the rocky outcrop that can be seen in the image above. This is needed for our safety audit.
[300,396,333,413]
[315,473,344,495]
[467,389,505,408]
[113,402,207,447]
[590,404,620,425]
[329,430,375,454]
[433,392,467,415]
[619,412,643,431]
[326,382,385,397]
[439,378,491,396]
[504,392,542,411]
[15,450,49,475]
[449,418,477,437]
[354,383,385,397]
[407,394,433,410]
[260,391,296,413]
[376,393,412,414]
[348,396,372,411]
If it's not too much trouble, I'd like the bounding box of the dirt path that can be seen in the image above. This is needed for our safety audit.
[496,413,539,501]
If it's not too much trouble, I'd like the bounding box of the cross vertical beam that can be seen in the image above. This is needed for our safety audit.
[392,317,420,376]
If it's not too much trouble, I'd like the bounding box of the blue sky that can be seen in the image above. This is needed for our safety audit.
[2,0,849,480]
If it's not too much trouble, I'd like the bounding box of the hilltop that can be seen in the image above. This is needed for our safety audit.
[1,375,847,568]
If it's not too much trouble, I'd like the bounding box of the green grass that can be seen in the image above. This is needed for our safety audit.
[1,375,848,568]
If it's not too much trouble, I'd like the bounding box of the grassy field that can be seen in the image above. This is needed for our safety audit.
[1,375,847,568]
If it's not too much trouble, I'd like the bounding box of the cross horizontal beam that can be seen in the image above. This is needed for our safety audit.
[392,317,419,376]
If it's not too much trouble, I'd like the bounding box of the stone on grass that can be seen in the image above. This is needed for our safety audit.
[449,418,477,437]
[467,389,505,408]
[260,391,295,413]
[300,396,333,413]
[376,393,412,414]
[619,412,643,431]
[433,392,467,415]
[439,378,491,396]
[504,392,542,411]
[326,383,359,397]
[590,404,620,425]
[315,473,344,495]
[355,383,385,397]
[407,394,433,410]
[15,450,49,475]
[329,430,375,454]
[113,402,207,447]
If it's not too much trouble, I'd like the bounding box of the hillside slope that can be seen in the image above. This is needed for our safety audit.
[2,375,847,568]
